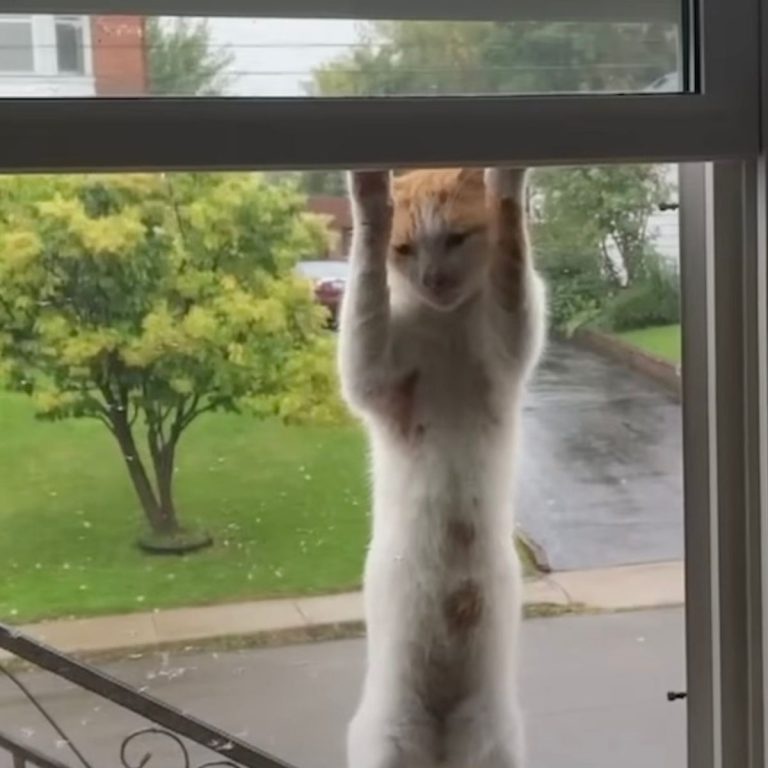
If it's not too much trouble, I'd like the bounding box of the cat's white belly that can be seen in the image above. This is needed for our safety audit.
[361,423,522,709]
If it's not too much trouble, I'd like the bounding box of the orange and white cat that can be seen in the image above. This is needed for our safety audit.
[339,167,546,768]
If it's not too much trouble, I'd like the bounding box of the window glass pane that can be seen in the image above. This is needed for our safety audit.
[56,17,85,73]
[0,11,686,97]
[0,20,33,73]
[0,164,685,768]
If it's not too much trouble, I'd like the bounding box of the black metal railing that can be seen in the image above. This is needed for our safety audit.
[0,731,72,768]
[0,624,297,768]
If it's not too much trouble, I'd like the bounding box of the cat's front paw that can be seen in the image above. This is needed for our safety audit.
[348,170,393,229]
[485,168,528,204]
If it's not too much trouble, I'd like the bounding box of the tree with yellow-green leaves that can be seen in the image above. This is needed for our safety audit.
[0,173,341,552]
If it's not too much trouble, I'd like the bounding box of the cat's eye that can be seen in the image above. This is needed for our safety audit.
[394,243,414,257]
[445,232,469,249]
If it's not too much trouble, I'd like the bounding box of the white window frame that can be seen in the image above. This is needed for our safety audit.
[0,3,767,768]
[0,14,92,81]
[677,161,767,768]
[0,15,35,74]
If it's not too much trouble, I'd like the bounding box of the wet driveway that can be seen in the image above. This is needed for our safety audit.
[516,341,683,571]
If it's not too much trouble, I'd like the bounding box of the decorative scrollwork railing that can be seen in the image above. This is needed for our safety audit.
[0,623,297,768]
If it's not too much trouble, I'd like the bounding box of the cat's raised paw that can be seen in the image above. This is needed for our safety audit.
[484,168,527,203]
[348,170,392,232]
[348,170,391,201]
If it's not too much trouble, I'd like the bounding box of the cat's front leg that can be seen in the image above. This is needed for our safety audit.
[484,167,528,312]
[484,167,546,375]
[338,171,394,415]
[348,169,392,235]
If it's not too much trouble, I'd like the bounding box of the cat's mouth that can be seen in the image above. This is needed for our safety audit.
[425,279,463,308]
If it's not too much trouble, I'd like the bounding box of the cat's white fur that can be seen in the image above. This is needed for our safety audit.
[339,167,546,768]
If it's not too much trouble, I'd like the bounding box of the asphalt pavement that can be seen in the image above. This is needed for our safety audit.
[0,608,686,768]
[517,341,683,571]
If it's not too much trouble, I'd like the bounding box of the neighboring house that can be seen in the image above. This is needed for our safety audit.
[0,14,146,98]
[0,15,94,96]
[90,16,148,96]
[649,178,679,270]
[306,195,352,259]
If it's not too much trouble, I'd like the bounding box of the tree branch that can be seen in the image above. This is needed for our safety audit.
[180,399,219,432]
[169,395,194,444]
[96,380,117,410]
[92,411,117,435]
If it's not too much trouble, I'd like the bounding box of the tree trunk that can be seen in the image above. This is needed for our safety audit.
[111,414,172,535]
[623,245,643,285]
[600,239,622,287]
[619,230,648,286]
[153,442,180,534]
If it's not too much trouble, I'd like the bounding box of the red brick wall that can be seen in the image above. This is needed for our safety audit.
[307,196,352,259]
[91,16,148,96]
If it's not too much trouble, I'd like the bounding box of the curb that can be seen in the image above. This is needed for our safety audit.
[573,328,681,400]
[0,562,684,661]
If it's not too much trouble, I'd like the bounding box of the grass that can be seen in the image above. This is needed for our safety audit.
[616,323,681,364]
[0,393,369,624]
[0,393,535,624]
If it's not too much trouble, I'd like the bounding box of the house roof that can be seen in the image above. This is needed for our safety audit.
[307,196,352,230]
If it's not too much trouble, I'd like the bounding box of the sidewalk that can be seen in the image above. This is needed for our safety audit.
[0,561,684,659]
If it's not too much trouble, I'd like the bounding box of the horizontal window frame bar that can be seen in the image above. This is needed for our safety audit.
[0,0,681,22]
[0,94,756,172]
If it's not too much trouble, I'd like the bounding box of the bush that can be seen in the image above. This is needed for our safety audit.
[601,258,679,331]
[538,248,608,335]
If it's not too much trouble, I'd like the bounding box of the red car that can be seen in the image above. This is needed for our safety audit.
[296,260,349,328]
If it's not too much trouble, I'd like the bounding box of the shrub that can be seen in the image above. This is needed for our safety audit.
[537,247,608,335]
[601,258,680,331]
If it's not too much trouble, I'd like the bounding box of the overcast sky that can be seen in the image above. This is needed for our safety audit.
[207,18,359,97]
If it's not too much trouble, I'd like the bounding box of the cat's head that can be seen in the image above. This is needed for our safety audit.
[389,168,490,311]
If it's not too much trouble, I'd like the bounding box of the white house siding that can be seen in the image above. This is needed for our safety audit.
[648,164,680,272]
[604,164,680,281]
[649,205,679,270]
[0,15,94,97]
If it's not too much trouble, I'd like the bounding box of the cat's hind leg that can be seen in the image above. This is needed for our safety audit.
[347,705,434,768]
[443,698,524,768]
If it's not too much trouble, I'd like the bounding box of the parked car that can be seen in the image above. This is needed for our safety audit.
[295,260,349,328]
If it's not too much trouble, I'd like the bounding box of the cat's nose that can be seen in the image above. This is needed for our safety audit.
[422,273,453,293]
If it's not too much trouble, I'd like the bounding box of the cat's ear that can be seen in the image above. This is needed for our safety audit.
[390,169,406,194]
[484,168,528,203]
[456,168,485,188]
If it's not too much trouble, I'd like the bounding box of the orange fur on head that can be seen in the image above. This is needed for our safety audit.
[390,169,488,254]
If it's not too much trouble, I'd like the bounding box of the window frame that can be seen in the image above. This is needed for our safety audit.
[678,161,768,768]
[0,14,92,85]
[54,14,86,75]
[0,15,35,75]
[0,0,757,171]
[0,2,765,768]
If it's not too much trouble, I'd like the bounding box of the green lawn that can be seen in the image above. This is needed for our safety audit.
[0,393,369,624]
[0,393,535,624]
[617,324,681,364]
